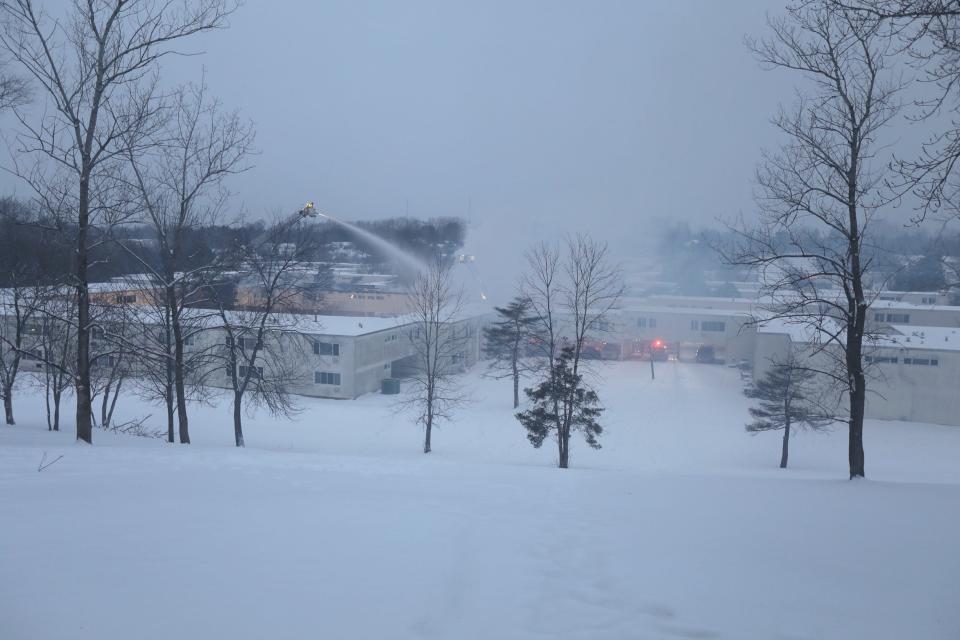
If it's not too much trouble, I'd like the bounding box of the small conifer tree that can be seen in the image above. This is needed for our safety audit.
[745,352,833,468]
[483,296,535,408]
[516,347,603,467]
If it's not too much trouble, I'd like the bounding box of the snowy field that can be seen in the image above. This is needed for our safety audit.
[1,361,959,640]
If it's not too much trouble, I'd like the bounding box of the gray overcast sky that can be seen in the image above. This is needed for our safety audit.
[159,1,792,252]
[3,1,815,287]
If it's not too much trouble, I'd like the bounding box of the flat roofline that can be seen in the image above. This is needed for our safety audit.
[869,300,960,311]
[618,304,753,317]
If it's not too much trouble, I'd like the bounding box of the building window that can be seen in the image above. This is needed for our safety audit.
[690,320,700,331]
[226,336,261,350]
[314,341,340,356]
[91,326,105,340]
[94,355,119,368]
[315,371,341,385]
[874,313,885,322]
[865,356,897,364]
[701,321,726,332]
[239,365,263,379]
[637,318,647,328]
[649,318,657,328]
[238,337,262,350]
[885,313,910,324]
[115,294,136,304]
[903,357,938,366]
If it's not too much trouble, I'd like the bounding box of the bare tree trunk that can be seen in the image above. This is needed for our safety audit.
[164,383,175,443]
[558,427,569,469]
[849,375,866,478]
[100,381,112,429]
[44,375,52,431]
[423,406,432,454]
[3,388,13,425]
[780,419,790,469]
[512,358,520,409]
[46,364,63,432]
[107,376,122,428]
[75,183,92,443]
[233,392,244,448]
[172,309,190,444]
[848,169,868,479]
[52,387,61,431]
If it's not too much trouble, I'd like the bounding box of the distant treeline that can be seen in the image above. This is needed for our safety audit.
[0,196,466,288]
[657,221,960,295]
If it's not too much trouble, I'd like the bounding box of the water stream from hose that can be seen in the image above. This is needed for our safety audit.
[316,212,429,275]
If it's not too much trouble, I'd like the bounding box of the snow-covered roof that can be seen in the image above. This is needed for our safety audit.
[868,299,960,312]
[640,294,759,306]
[757,318,960,353]
[755,317,830,344]
[87,281,158,294]
[873,289,946,296]
[617,303,753,318]
[875,325,960,353]
[269,314,411,337]
[222,303,490,338]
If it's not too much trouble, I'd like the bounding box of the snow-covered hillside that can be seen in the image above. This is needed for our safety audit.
[1,362,958,639]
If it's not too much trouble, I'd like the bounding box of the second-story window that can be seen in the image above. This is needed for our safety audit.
[314,341,340,356]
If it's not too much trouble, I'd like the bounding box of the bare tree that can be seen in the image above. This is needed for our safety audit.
[519,235,623,469]
[521,241,563,380]
[562,234,625,378]
[208,216,313,447]
[0,0,237,443]
[402,259,469,454]
[0,199,60,425]
[90,343,128,431]
[37,291,76,432]
[88,300,141,431]
[0,283,44,425]
[119,80,253,444]
[124,282,182,442]
[732,1,903,478]
[831,1,960,218]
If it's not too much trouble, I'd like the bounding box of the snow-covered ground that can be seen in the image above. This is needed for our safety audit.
[1,361,958,639]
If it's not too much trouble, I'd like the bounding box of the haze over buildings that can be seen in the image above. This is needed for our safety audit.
[0,0,804,299]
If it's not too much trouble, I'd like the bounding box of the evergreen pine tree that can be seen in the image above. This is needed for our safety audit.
[516,347,603,466]
[483,296,535,408]
[744,354,833,468]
